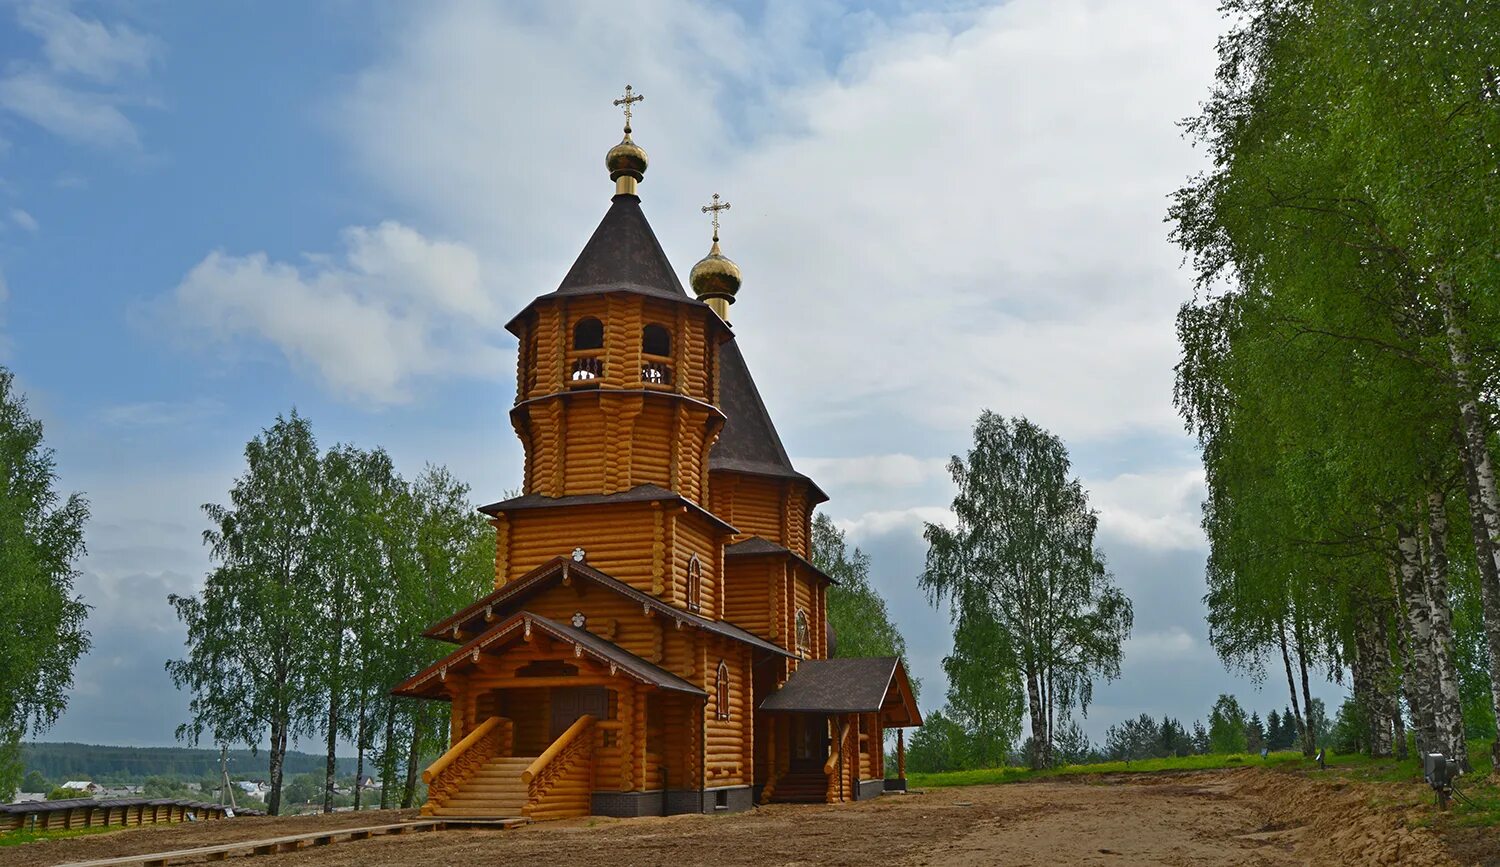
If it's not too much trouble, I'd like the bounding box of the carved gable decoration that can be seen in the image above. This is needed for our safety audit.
[516,659,580,679]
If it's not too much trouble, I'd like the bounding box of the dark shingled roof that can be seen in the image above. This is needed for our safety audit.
[395,610,707,698]
[724,536,838,585]
[506,195,714,334]
[710,341,827,503]
[478,484,736,533]
[759,657,923,726]
[423,555,794,659]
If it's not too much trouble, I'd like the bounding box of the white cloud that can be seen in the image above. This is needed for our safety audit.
[0,71,140,149]
[1087,467,1207,551]
[835,506,956,541]
[798,454,949,490]
[333,0,1220,447]
[0,2,160,150]
[10,208,39,232]
[164,221,505,404]
[100,398,225,428]
[16,2,160,83]
[1123,627,1199,662]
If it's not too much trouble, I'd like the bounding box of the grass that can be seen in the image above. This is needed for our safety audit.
[0,824,124,847]
[907,750,1307,788]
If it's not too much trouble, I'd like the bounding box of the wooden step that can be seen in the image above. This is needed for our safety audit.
[429,806,526,817]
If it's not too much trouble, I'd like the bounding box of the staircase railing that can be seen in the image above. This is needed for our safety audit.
[421,716,511,814]
[522,714,595,820]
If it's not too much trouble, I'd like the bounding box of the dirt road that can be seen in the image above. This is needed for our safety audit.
[7,769,1477,867]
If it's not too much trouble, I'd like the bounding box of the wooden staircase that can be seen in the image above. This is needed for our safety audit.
[429,756,536,817]
[768,771,827,803]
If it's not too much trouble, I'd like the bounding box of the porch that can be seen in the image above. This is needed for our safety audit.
[756,657,923,805]
[392,610,708,819]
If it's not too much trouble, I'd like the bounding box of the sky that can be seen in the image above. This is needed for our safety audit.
[0,0,1348,751]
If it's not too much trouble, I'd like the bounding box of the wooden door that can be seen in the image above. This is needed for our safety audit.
[549,686,608,740]
[789,714,827,772]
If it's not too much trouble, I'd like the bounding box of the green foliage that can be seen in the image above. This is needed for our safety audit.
[812,513,915,688]
[46,786,86,800]
[18,742,354,781]
[1208,694,1249,754]
[0,368,91,801]
[20,769,47,793]
[166,412,492,814]
[903,710,973,774]
[921,411,1132,769]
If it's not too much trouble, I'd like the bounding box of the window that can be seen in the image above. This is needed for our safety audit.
[573,317,604,350]
[715,660,730,721]
[642,324,671,356]
[641,324,672,385]
[686,554,702,612]
[795,608,811,656]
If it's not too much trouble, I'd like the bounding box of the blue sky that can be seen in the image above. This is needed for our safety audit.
[1,0,1348,751]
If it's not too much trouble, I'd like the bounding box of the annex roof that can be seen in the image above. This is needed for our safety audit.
[710,341,827,503]
[394,610,707,699]
[724,536,838,585]
[478,484,736,534]
[759,657,923,727]
[422,555,794,659]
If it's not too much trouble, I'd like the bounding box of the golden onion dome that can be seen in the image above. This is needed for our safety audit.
[690,239,742,301]
[606,133,648,183]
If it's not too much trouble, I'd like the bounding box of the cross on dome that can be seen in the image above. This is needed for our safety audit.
[613,84,643,133]
[701,193,731,242]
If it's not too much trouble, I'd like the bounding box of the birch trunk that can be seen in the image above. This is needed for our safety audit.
[267,717,287,816]
[1277,621,1306,746]
[1460,437,1500,773]
[1425,490,1468,768]
[1024,666,1047,770]
[353,692,367,811]
[1395,530,1438,757]
[1294,623,1317,756]
[1350,606,1379,755]
[1369,596,1398,757]
[379,701,396,810]
[402,703,425,808]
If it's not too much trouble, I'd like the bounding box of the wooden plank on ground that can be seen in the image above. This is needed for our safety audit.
[53,820,448,867]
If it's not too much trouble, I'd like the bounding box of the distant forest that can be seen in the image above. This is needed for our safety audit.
[22,743,357,782]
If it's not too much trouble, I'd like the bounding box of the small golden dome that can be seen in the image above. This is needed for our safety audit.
[606,133,648,183]
[690,240,741,301]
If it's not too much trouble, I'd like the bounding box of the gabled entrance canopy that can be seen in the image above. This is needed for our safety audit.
[422,555,793,659]
[393,609,706,700]
[759,657,922,727]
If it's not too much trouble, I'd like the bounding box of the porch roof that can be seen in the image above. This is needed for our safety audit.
[393,609,707,699]
[422,555,795,659]
[758,657,923,727]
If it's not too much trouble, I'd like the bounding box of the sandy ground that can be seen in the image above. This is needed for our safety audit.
[5,768,1487,867]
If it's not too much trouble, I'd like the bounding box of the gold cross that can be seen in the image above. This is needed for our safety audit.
[613,84,644,133]
[701,193,731,241]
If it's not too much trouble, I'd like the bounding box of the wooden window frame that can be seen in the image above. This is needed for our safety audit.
[686,553,702,612]
[715,659,730,721]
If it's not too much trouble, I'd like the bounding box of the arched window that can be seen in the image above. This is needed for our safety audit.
[573,318,604,350]
[642,324,671,356]
[715,660,730,721]
[641,324,672,385]
[686,554,702,612]
[795,608,811,656]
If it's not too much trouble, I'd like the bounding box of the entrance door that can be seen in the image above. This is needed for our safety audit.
[550,686,608,740]
[789,715,827,772]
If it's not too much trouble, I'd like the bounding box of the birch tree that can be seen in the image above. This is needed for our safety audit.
[921,411,1132,769]
[0,369,90,800]
[168,412,324,815]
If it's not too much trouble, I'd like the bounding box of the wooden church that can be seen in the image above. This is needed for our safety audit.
[393,88,921,820]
